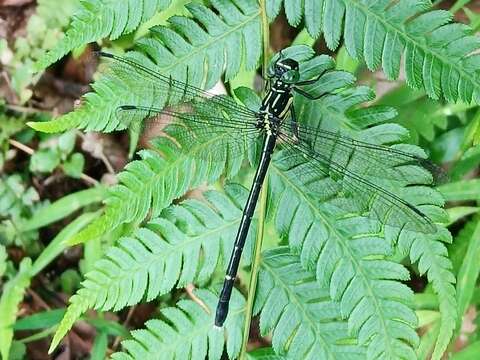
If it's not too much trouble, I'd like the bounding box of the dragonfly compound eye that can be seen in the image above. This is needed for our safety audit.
[276,58,299,71]
[281,69,300,83]
[275,58,300,81]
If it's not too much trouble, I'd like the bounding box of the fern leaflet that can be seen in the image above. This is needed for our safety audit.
[35,0,171,70]
[0,258,32,360]
[67,116,248,244]
[398,229,456,359]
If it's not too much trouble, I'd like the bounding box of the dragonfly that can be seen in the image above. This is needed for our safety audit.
[98,50,441,328]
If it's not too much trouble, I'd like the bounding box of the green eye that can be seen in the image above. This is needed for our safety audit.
[282,70,299,83]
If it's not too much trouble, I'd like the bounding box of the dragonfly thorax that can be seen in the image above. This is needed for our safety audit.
[260,79,294,121]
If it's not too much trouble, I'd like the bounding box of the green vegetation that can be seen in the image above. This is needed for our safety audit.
[1,0,480,359]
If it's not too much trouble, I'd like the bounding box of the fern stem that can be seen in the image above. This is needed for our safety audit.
[240,179,268,359]
[238,3,270,358]
[260,0,269,77]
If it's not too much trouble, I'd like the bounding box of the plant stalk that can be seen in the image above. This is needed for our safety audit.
[260,0,270,76]
[239,1,270,358]
[239,179,268,359]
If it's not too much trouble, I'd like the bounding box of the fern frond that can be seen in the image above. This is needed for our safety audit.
[272,0,480,103]
[398,229,456,360]
[0,258,32,360]
[49,185,253,352]
[30,0,261,133]
[110,289,245,360]
[35,0,171,71]
[261,51,453,359]
[267,172,419,358]
[255,247,365,359]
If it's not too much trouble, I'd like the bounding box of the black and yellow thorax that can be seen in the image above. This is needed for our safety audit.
[259,79,294,122]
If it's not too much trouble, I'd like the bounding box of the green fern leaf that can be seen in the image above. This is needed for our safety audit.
[273,0,480,103]
[0,258,32,360]
[397,229,456,360]
[35,0,171,71]
[268,169,420,358]
[110,289,245,360]
[255,247,365,359]
[49,185,254,352]
[29,0,261,133]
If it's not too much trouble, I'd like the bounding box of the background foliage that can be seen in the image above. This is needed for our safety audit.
[1,0,480,359]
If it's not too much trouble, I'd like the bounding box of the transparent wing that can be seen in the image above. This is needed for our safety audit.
[99,52,257,118]
[100,52,263,162]
[276,130,437,234]
[116,104,262,162]
[280,121,445,185]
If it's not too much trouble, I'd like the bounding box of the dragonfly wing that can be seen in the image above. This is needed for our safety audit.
[276,132,437,234]
[283,122,445,185]
[100,52,257,119]
[116,104,262,162]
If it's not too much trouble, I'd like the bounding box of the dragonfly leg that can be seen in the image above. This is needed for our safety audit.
[290,106,300,142]
[293,87,328,100]
[295,70,325,86]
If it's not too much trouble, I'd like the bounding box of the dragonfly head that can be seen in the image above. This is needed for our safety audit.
[268,56,300,84]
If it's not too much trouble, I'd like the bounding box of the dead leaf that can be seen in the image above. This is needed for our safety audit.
[0,0,33,7]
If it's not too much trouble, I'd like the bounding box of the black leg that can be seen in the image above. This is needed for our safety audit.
[295,69,327,86]
[293,87,327,100]
[295,74,321,86]
[290,106,299,141]
[183,67,189,98]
